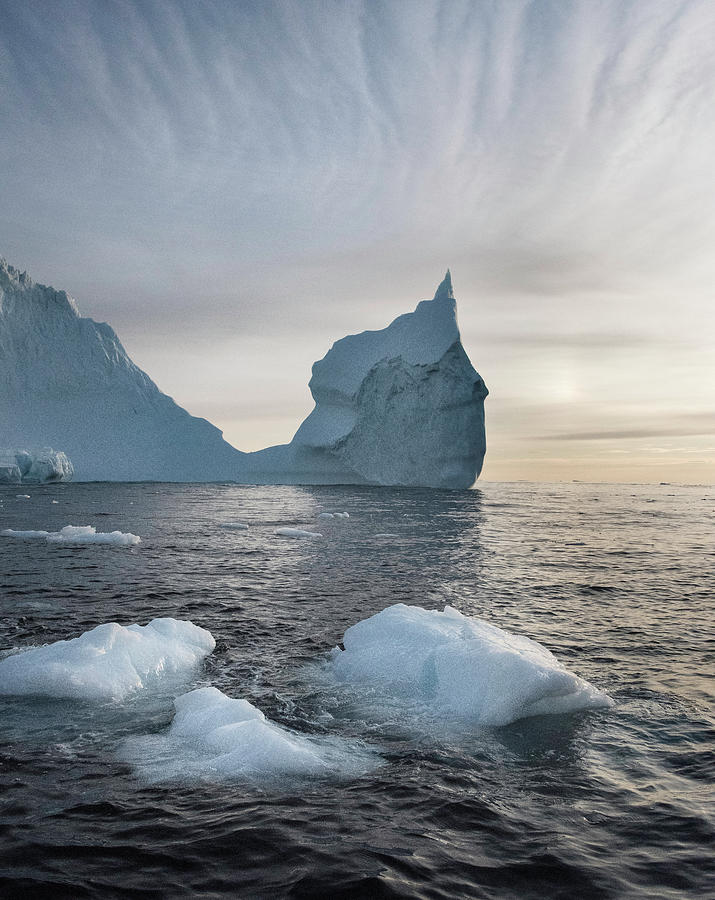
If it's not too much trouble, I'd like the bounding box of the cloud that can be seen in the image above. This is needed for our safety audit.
[537,413,715,442]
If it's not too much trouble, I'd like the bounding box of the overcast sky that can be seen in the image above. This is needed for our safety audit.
[2,0,714,482]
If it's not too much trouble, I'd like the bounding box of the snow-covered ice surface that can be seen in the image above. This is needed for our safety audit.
[121,686,381,784]
[2,524,140,545]
[330,603,613,727]
[0,618,215,701]
[1,259,486,487]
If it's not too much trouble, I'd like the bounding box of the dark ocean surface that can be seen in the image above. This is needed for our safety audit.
[0,481,713,899]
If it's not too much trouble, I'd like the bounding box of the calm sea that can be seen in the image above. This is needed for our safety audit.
[0,481,713,898]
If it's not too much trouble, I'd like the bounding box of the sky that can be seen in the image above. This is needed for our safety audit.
[1,0,714,483]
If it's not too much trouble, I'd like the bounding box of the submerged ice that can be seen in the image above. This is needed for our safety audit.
[0,618,215,701]
[331,604,613,727]
[121,686,381,782]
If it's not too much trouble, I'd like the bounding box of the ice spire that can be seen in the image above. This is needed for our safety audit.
[433,269,454,301]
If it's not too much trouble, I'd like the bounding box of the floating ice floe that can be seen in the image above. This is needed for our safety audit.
[219,522,249,530]
[330,604,614,727]
[15,494,31,499]
[51,500,59,504]
[1,525,140,546]
[120,686,381,782]
[318,511,350,519]
[374,533,400,538]
[0,618,215,701]
[318,512,335,519]
[275,527,323,539]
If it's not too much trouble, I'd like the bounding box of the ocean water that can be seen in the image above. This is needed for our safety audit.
[0,481,712,899]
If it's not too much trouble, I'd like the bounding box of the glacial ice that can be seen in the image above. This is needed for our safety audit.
[121,686,381,782]
[1,525,140,545]
[0,447,73,484]
[275,527,323,539]
[330,604,614,727]
[0,259,244,482]
[0,619,215,701]
[1,259,486,488]
[246,271,488,488]
[219,522,250,530]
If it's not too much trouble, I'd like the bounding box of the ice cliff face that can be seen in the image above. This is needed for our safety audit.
[247,271,488,488]
[0,259,244,481]
[0,259,486,487]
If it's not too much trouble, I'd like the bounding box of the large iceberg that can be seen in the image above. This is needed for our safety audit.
[0,259,245,482]
[0,618,215,701]
[245,271,488,488]
[0,447,73,483]
[121,686,381,782]
[330,604,613,727]
[1,258,487,487]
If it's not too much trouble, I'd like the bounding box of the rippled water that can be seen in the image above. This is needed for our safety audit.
[0,481,713,898]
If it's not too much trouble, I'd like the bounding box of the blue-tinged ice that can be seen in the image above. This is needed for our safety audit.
[331,604,614,727]
[0,619,215,701]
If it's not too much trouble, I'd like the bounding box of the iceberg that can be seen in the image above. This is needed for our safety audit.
[1,258,487,487]
[121,686,381,782]
[0,447,73,484]
[0,618,215,701]
[330,604,614,727]
[245,271,488,488]
[0,259,245,482]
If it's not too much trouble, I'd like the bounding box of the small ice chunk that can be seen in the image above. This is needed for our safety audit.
[331,603,614,727]
[0,618,215,701]
[374,533,400,538]
[121,686,381,782]
[275,528,323,539]
[334,512,350,519]
[15,494,31,499]
[2,525,140,545]
[49,525,141,546]
[51,500,59,504]
[1,528,50,539]
[219,522,249,530]
[318,512,335,519]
